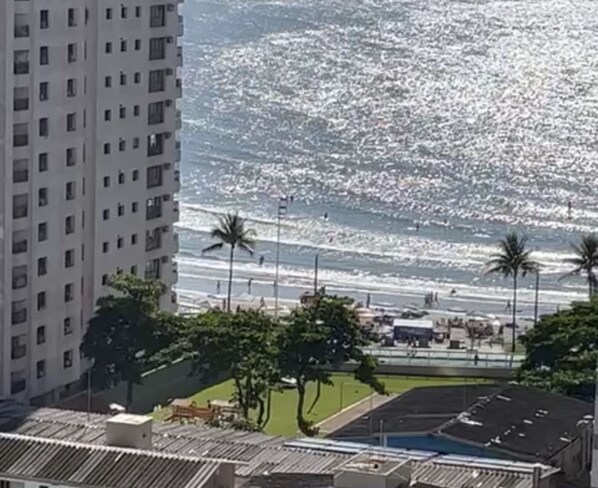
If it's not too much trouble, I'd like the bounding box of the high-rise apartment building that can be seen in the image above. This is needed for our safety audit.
[0,0,182,404]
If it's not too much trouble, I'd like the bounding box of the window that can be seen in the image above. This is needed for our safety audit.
[65,249,74,268]
[11,336,27,361]
[13,122,28,147]
[14,13,30,38]
[67,78,77,97]
[120,72,127,85]
[147,165,163,188]
[148,101,164,125]
[37,360,46,379]
[11,300,27,325]
[39,153,48,172]
[133,137,140,149]
[119,106,126,119]
[40,81,48,101]
[146,228,162,251]
[38,222,48,241]
[64,317,73,335]
[105,42,112,54]
[134,105,140,116]
[67,112,76,132]
[39,118,49,137]
[13,158,28,183]
[118,172,125,184]
[102,274,109,285]
[147,133,164,156]
[135,39,141,51]
[40,46,49,65]
[121,5,128,18]
[134,72,141,84]
[145,258,161,279]
[118,204,124,216]
[106,8,113,20]
[37,326,46,344]
[103,176,110,187]
[68,43,77,62]
[37,257,47,276]
[40,10,49,29]
[136,6,142,17]
[131,234,138,245]
[66,148,76,166]
[131,265,138,275]
[105,76,112,88]
[12,231,28,255]
[37,291,46,311]
[14,50,29,74]
[132,202,139,213]
[119,139,126,152]
[13,86,29,111]
[12,265,27,290]
[120,40,127,52]
[150,5,166,27]
[102,242,109,253]
[133,169,139,181]
[66,182,75,200]
[104,143,111,154]
[104,109,111,121]
[65,215,75,235]
[38,188,48,207]
[68,8,77,27]
[117,236,124,248]
[64,283,74,302]
[13,194,28,219]
[149,37,166,60]
[103,209,109,220]
[63,350,73,369]
[149,69,165,92]
[146,196,162,220]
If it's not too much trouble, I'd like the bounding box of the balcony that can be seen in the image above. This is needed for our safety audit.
[173,233,179,252]
[11,345,26,360]
[14,98,29,111]
[146,205,162,220]
[176,46,183,67]
[12,275,27,289]
[14,25,30,38]
[13,134,28,147]
[10,379,26,394]
[172,261,178,278]
[175,141,181,161]
[178,15,184,37]
[11,309,27,325]
[13,169,28,183]
[176,110,182,130]
[12,240,27,254]
[146,233,162,252]
[13,205,28,219]
[14,62,29,75]
[148,111,164,125]
[173,201,180,222]
[176,78,183,98]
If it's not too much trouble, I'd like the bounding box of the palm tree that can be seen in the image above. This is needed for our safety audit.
[203,213,256,311]
[562,234,598,299]
[485,232,538,353]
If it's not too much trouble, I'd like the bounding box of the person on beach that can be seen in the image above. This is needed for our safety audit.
[259,256,265,266]
[216,280,221,294]
[505,299,511,311]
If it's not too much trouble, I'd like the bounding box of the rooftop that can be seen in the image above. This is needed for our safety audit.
[330,384,593,461]
[0,433,225,488]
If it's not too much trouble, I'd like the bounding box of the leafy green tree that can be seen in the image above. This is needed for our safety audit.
[202,213,256,312]
[562,234,598,298]
[81,274,175,410]
[189,310,280,427]
[279,296,386,436]
[485,232,538,352]
[518,298,598,401]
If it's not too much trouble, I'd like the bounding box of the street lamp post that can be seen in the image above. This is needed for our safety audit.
[314,252,319,295]
[275,196,292,318]
[533,270,540,326]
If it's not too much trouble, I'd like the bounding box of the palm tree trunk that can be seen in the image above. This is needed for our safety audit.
[227,245,235,312]
[511,274,517,354]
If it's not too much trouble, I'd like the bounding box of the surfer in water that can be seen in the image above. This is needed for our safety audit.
[567,200,572,220]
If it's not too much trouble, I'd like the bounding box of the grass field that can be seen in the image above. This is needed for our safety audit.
[153,374,489,436]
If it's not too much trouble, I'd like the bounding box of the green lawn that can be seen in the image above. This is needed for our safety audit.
[153,374,488,436]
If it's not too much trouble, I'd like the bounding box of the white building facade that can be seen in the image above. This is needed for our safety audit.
[0,0,182,404]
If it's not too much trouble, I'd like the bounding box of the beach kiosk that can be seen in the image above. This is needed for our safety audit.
[392,318,434,346]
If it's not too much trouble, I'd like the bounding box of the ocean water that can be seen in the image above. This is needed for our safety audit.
[176,0,598,314]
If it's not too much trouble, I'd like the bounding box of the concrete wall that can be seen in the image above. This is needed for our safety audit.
[333,362,515,380]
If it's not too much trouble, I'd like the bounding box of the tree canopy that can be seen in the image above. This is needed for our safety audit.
[518,297,598,401]
[81,274,176,409]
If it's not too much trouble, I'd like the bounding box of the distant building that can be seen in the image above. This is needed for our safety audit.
[0,401,565,488]
[329,384,593,484]
[0,0,183,404]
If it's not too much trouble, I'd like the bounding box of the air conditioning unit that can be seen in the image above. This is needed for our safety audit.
[161,226,169,233]
[161,256,169,264]
[165,68,174,76]
[167,4,176,11]
[163,162,172,170]
[164,131,172,139]
[165,99,173,107]
[162,194,171,202]
[166,36,174,44]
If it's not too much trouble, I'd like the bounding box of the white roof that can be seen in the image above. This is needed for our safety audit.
[392,319,434,329]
